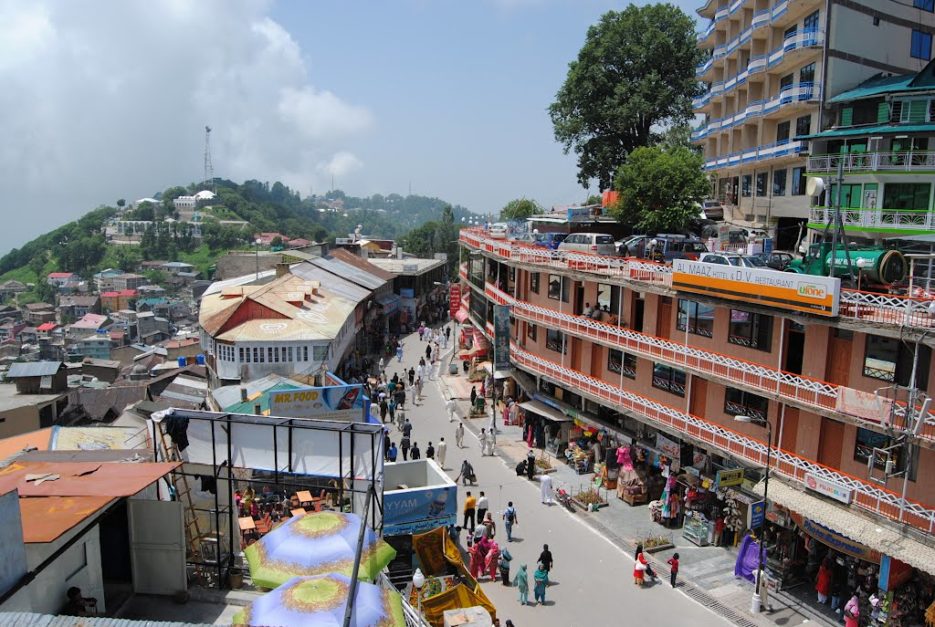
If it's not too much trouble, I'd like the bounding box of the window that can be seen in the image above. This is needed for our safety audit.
[729,310,772,351]
[530,272,540,294]
[883,183,931,210]
[784,25,797,39]
[755,172,768,196]
[795,115,811,138]
[548,274,562,300]
[863,335,897,381]
[677,299,715,337]
[772,169,787,196]
[609,349,637,378]
[287,346,293,362]
[527,323,537,341]
[799,62,815,86]
[724,387,769,422]
[597,283,612,311]
[313,345,329,361]
[741,175,752,197]
[652,364,686,397]
[912,30,932,60]
[803,10,820,30]
[239,347,245,362]
[258,347,265,363]
[829,183,862,209]
[791,167,806,195]
[546,329,566,353]
[776,121,790,144]
[303,346,309,361]
[915,0,934,12]
[900,99,929,122]
[780,73,793,90]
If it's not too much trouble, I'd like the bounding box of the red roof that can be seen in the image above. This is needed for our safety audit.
[47,272,74,279]
[36,323,57,332]
[102,290,137,298]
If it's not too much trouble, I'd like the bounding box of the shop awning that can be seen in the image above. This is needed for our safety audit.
[520,400,573,422]
[455,308,469,323]
[375,293,400,315]
[754,479,935,574]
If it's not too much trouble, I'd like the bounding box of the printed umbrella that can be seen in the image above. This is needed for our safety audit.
[233,573,406,627]
[245,511,396,589]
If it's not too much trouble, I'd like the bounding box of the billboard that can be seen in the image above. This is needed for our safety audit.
[383,485,458,536]
[493,304,511,371]
[449,284,461,319]
[269,385,366,421]
[672,260,840,317]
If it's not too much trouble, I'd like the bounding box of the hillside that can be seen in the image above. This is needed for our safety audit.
[0,179,474,295]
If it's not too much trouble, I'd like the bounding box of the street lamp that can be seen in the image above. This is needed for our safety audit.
[412,568,425,619]
[254,238,262,280]
[734,414,772,613]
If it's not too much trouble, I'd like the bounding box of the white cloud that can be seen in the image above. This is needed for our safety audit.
[0,0,373,252]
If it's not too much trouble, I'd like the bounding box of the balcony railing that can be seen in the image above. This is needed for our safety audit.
[482,281,935,443]
[692,83,818,141]
[507,341,935,535]
[808,151,935,174]
[809,207,935,234]
[704,140,806,170]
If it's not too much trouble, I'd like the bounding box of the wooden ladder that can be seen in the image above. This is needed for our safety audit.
[156,422,205,560]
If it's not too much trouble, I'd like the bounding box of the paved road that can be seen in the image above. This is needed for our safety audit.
[385,329,729,627]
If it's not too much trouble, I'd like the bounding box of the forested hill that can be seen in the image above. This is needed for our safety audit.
[0,179,474,287]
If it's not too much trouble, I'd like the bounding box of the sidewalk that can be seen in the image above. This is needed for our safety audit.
[437,369,834,627]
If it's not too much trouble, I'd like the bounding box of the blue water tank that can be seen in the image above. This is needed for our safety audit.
[196,353,206,365]
[177,356,186,368]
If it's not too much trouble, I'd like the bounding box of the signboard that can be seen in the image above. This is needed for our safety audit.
[493,304,512,372]
[748,499,766,529]
[382,485,457,536]
[792,515,881,563]
[879,555,913,591]
[672,260,840,317]
[566,206,592,222]
[334,237,355,245]
[655,433,681,459]
[449,285,461,319]
[716,468,745,488]
[804,472,853,504]
[269,385,366,421]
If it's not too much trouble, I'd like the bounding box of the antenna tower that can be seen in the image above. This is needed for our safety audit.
[203,126,214,192]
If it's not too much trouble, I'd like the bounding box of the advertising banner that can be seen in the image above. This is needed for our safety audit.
[383,485,458,536]
[493,304,512,371]
[269,385,366,421]
[748,499,766,529]
[655,432,681,459]
[672,260,840,317]
[449,285,461,319]
[716,468,745,488]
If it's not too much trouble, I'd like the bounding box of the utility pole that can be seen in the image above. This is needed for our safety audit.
[203,126,215,193]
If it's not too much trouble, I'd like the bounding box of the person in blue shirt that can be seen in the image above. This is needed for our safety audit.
[387,442,398,462]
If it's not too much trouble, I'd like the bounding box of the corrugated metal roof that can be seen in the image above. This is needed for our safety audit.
[19,495,115,543]
[7,362,62,378]
[309,256,388,290]
[0,461,180,497]
[0,612,213,626]
[799,123,935,140]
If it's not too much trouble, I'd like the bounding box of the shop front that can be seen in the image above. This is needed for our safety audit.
[519,398,573,456]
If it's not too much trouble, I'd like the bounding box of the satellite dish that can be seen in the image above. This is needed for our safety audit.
[806,177,825,197]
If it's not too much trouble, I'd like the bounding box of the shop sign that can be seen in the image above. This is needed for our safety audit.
[269,384,366,421]
[804,473,853,504]
[493,304,512,371]
[684,466,701,478]
[655,433,680,459]
[672,259,840,317]
[748,499,766,529]
[879,555,913,592]
[399,288,415,298]
[383,485,457,536]
[449,285,461,319]
[716,468,745,488]
[795,516,881,563]
[566,206,592,222]
[765,502,791,528]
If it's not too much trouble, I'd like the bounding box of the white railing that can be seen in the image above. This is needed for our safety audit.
[808,151,935,173]
[809,207,935,233]
[483,281,935,442]
[508,342,935,534]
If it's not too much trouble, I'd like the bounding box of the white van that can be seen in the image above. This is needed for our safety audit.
[557,232,616,256]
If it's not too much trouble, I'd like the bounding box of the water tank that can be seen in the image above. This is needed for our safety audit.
[196,353,206,365]
[177,356,186,368]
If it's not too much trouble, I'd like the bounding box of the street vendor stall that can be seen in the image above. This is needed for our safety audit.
[520,400,572,456]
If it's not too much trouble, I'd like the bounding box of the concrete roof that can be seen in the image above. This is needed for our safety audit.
[368,257,445,275]
[7,361,62,378]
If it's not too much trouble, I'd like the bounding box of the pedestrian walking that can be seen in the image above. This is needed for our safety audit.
[455,422,465,448]
[446,397,457,422]
[396,342,403,362]
[395,407,406,432]
[538,544,553,578]
[445,325,451,344]
[478,429,488,456]
[400,435,411,461]
[481,511,496,539]
[437,437,447,469]
[487,424,497,455]
[463,491,476,532]
[410,442,421,460]
[401,418,412,439]
[526,449,536,480]
[468,540,482,579]
[485,540,500,581]
[388,397,397,423]
[378,357,385,374]
[513,564,529,605]
[503,501,517,541]
[387,442,398,462]
[425,344,432,360]
[533,563,548,604]
[498,548,512,585]
[379,398,388,423]
[539,473,553,505]
[476,491,488,526]
[667,553,680,588]
[470,386,477,407]
[633,545,649,586]
[409,383,417,407]
[415,377,423,401]
[407,367,415,386]
[426,441,435,460]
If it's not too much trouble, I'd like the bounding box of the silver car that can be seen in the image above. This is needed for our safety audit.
[557,232,616,256]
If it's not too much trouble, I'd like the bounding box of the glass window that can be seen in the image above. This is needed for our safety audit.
[883,182,931,210]
[597,283,611,310]
[741,175,752,197]
[530,272,540,294]
[791,167,806,195]
[303,346,309,361]
[547,274,561,300]
[313,345,329,361]
[776,121,790,143]
[780,73,793,90]
[803,10,820,30]
[799,63,815,85]
[784,25,797,39]
[652,364,686,397]
[912,30,932,60]
[729,310,772,351]
[608,349,637,379]
[863,335,898,381]
[546,329,566,353]
[755,172,768,196]
[527,323,537,341]
[795,115,811,137]
[772,169,787,196]
[724,387,769,422]
[677,299,715,337]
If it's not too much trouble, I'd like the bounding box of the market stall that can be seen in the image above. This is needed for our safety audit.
[520,400,572,456]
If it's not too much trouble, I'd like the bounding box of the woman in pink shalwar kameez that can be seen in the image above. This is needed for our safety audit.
[468,542,482,579]
[485,541,500,581]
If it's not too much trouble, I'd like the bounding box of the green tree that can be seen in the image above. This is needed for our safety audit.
[549,4,701,190]
[117,198,126,208]
[611,145,708,233]
[500,198,541,221]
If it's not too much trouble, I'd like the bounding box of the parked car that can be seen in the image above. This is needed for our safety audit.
[557,232,617,256]
[698,252,764,268]
[489,223,509,239]
[752,250,796,270]
[700,199,724,220]
[626,234,708,261]
[532,232,568,250]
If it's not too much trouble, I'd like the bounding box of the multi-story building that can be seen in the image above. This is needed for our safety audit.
[458,228,935,608]
[693,0,935,247]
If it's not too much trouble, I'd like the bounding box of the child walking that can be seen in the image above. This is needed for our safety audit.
[667,553,680,588]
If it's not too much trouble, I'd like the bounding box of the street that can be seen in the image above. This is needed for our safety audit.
[385,328,730,627]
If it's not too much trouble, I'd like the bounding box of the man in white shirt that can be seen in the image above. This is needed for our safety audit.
[446,397,457,422]
[476,491,489,526]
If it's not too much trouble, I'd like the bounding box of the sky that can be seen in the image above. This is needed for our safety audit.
[0,0,699,256]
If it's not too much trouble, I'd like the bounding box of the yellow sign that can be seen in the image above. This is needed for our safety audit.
[716,468,745,487]
[672,260,840,317]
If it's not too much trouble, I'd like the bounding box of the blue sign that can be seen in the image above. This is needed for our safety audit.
[383,485,457,536]
[748,499,766,529]
[493,304,511,371]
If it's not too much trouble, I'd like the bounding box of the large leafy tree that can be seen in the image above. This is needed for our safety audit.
[611,145,708,233]
[500,198,542,221]
[549,4,701,190]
